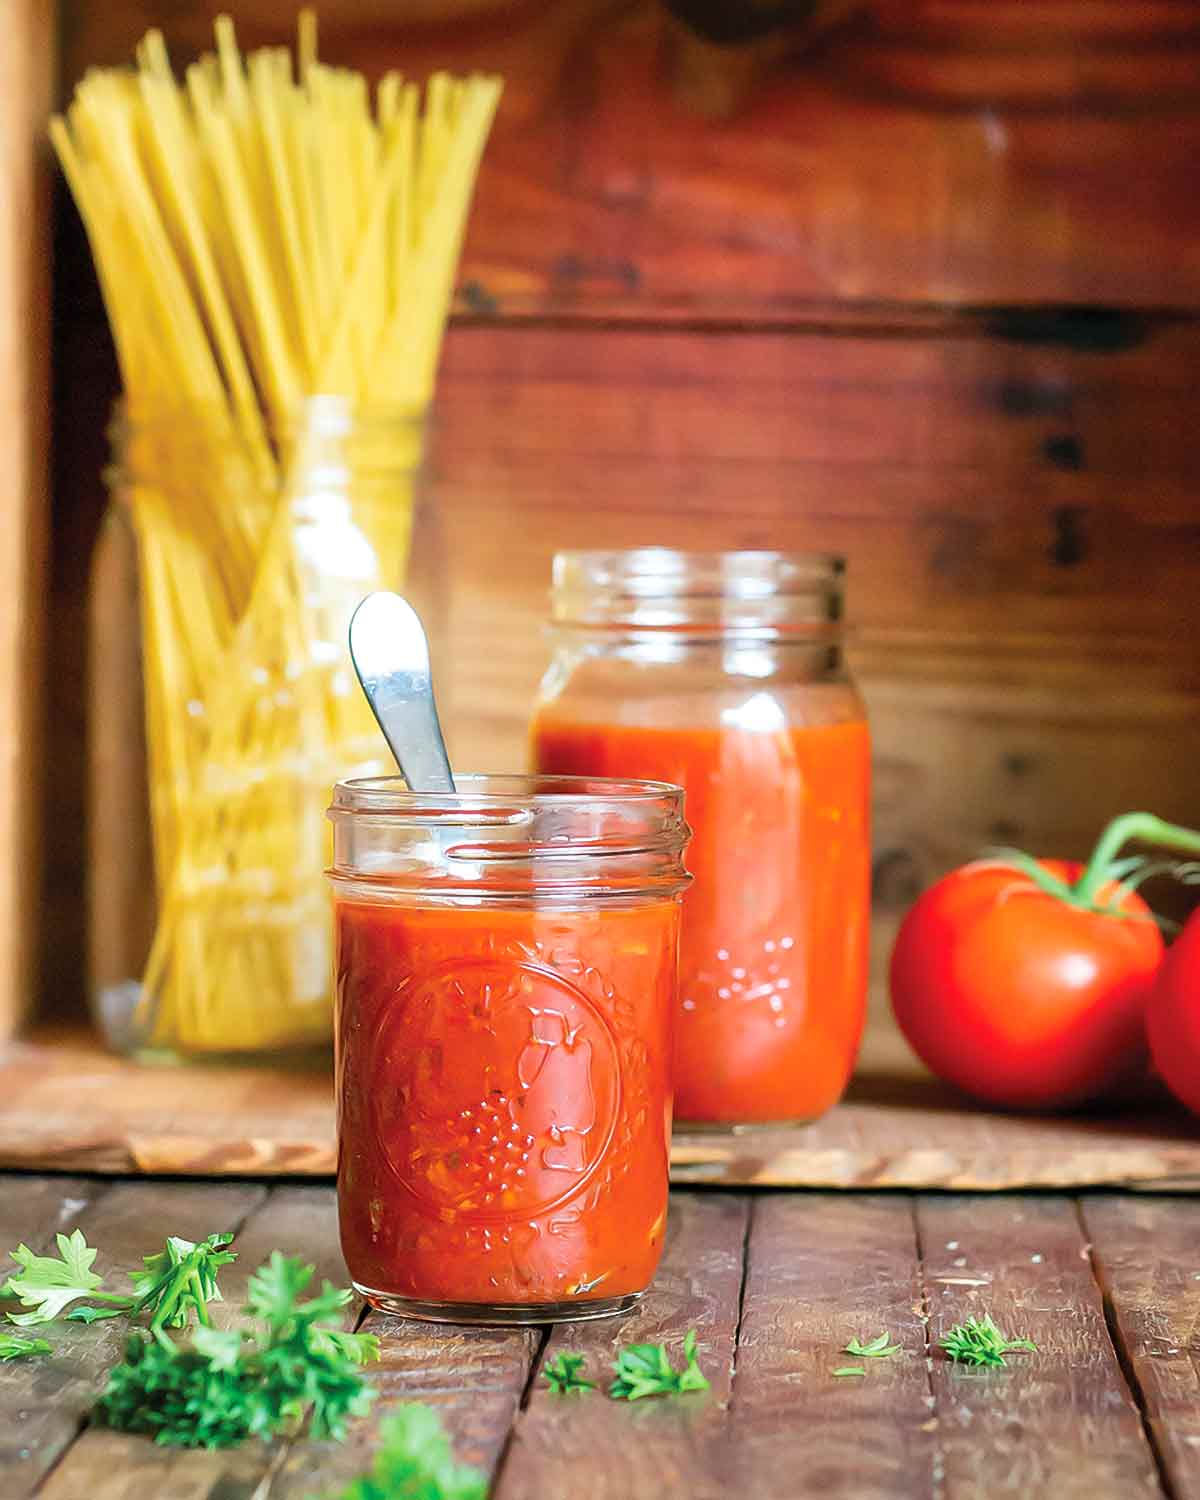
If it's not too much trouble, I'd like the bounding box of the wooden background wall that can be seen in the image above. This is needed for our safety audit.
[45,0,1200,1025]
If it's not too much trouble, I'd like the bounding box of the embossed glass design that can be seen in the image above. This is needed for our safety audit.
[532,549,871,1128]
[327,774,690,1324]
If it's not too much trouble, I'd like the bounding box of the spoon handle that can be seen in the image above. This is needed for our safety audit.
[349,593,455,793]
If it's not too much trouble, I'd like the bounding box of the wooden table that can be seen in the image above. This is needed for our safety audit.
[4,1172,1199,1499]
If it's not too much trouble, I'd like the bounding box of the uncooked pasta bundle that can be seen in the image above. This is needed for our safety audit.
[53,14,501,1053]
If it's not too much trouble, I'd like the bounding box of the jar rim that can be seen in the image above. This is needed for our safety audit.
[328,773,691,898]
[330,772,686,818]
[555,548,843,586]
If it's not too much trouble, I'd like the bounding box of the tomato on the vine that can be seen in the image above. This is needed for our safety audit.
[889,814,1200,1111]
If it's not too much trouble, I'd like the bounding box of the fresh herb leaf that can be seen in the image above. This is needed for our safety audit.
[98,1334,256,1451]
[326,1404,486,1500]
[844,1332,901,1358]
[126,1232,237,1332]
[94,1254,379,1449]
[939,1315,1037,1368]
[2,1230,113,1326]
[543,1352,595,1394]
[4,1227,237,1335]
[609,1328,710,1401]
[832,1366,866,1377]
[0,1332,52,1361]
[66,1305,126,1325]
[311,1325,383,1367]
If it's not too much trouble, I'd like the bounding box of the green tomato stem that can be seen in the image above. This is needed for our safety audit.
[1073,813,1200,907]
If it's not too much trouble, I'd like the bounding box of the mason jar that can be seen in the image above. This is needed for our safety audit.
[88,397,434,1059]
[531,549,871,1127]
[327,773,691,1324]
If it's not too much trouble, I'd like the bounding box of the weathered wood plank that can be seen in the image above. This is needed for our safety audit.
[1081,1194,1200,1500]
[918,1195,1161,1499]
[59,0,1200,310]
[0,1173,101,1248]
[4,1178,264,1496]
[272,1317,539,1498]
[3,1030,1200,1192]
[493,1193,749,1499]
[725,1194,933,1499]
[0,1030,335,1175]
[0,1175,106,1480]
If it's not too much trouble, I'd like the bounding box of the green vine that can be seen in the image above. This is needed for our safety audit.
[985,812,1200,922]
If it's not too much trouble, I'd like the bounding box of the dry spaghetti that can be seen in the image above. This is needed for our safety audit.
[54,15,501,1052]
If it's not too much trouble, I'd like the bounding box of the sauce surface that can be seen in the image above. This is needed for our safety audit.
[533,716,871,1123]
[335,898,677,1306]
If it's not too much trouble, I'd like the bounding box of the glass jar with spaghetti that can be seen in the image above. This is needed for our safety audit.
[327,773,691,1323]
[88,399,437,1059]
[531,550,871,1128]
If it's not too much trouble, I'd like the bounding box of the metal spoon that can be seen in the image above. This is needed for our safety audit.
[348,591,455,792]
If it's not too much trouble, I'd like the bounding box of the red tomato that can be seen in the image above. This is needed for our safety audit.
[1146,909,1200,1114]
[890,859,1163,1110]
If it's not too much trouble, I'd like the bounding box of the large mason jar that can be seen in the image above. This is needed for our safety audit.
[87,397,433,1059]
[531,549,871,1127]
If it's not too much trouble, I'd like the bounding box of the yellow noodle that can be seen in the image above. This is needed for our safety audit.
[53,12,501,1053]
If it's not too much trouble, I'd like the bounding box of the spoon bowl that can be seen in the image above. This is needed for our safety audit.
[349,592,455,793]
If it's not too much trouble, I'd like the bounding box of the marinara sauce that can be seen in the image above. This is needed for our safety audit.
[532,550,870,1126]
[327,774,690,1323]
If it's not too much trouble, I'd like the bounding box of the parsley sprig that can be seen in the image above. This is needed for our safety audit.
[844,1332,901,1359]
[609,1330,710,1401]
[537,1332,711,1401]
[2,1230,112,1325]
[543,1352,595,1395]
[0,1332,52,1361]
[1,1228,236,1337]
[939,1315,1037,1368]
[96,1253,379,1448]
[327,1405,486,1500]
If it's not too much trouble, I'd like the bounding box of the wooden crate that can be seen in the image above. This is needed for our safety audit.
[0,0,53,1038]
[44,0,1200,1037]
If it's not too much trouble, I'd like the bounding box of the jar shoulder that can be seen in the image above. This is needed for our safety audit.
[534,645,867,731]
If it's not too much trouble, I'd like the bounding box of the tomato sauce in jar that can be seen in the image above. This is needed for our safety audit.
[532,550,871,1126]
[327,774,690,1323]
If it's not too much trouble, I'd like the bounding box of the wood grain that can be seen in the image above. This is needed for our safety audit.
[0,0,53,1038]
[495,1193,749,1499]
[4,1173,1197,1499]
[1081,1195,1200,1499]
[2,1029,1199,1191]
[0,1175,104,1484]
[726,1194,932,1498]
[272,1314,539,1499]
[59,0,1200,309]
[917,1195,1161,1498]
[1,1177,264,1495]
[427,321,1200,906]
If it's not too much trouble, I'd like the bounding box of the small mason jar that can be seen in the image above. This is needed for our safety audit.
[532,549,871,1128]
[327,773,691,1324]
